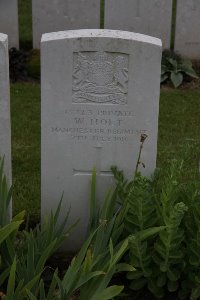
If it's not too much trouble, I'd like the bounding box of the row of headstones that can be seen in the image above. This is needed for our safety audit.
[1,29,158,251]
[1,0,200,58]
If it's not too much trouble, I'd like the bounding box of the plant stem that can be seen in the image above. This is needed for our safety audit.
[134,134,148,179]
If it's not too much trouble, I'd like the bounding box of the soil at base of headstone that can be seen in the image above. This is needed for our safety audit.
[179,76,200,89]
[161,77,200,90]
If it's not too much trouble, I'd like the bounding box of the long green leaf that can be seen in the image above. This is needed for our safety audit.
[139,226,166,241]
[111,239,129,267]
[19,273,42,298]
[170,72,183,88]
[47,271,58,300]
[89,168,97,231]
[116,263,136,273]
[26,289,37,300]
[35,239,57,274]
[62,227,100,293]
[39,280,46,300]
[91,285,124,300]
[0,221,22,245]
[12,210,26,222]
[76,271,105,290]
[0,266,10,286]
[6,257,16,299]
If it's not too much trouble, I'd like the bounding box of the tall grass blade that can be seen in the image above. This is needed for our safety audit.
[6,256,16,299]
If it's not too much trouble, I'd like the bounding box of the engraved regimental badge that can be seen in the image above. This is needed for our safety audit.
[72,51,129,104]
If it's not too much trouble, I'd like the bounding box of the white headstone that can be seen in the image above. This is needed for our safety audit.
[32,0,100,49]
[175,0,200,59]
[41,29,162,251]
[0,0,19,49]
[0,34,12,197]
[104,0,172,49]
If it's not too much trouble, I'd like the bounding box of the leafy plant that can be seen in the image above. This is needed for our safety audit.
[1,139,200,300]
[25,163,164,300]
[75,141,164,300]
[0,157,24,285]
[13,200,74,293]
[0,153,132,299]
[46,169,134,300]
[161,50,198,88]
[0,156,75,298]
[0,157,12,227]
[112,145,200,299]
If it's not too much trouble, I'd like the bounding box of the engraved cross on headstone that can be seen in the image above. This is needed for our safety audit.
[73,146,113,177]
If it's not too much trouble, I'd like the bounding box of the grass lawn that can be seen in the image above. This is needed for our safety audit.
[18,0,32,49]
[11,83,40,222]
[157,88,200,167]
[10,83,200,221]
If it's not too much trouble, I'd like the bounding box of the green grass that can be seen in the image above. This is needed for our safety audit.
[11,83,40,222]
[170,0,177,49]
[18,0,32,49]
[157,89,200,165]
[100,0,105,29]
[10,83,200,220]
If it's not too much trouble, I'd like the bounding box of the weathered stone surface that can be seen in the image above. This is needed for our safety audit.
[41,29,162,251]
[104,0,172,49]
[0,0,19,48]
[0,34,12,193]
[175,0,200,59]
[32,0,100,48]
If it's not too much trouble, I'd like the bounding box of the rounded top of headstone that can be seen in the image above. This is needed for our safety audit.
[0,33,8,42]
[41,29,162,47]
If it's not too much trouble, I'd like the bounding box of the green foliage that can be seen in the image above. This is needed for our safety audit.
[0,158,24,287]
[0,157,12,227]
[76,167,164,300]
[1,142,200,300]
[54,168,134,300]
[13,199,73,293]
[0,156,134,299]
[31,166,163,300]
[25,227,132,300]
[0,157,73,298]
[161,50,198,88]
[112,148,200,299]
[0,199,73,296]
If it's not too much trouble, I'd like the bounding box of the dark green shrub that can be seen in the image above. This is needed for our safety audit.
[9,48,28,82]
[161,50,198,88]
[112,146,200,299]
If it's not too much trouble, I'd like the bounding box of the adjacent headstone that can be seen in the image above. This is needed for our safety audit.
[0,34,12,209]
[0,0,19,49]
[32,0,100,49]
[175,0,200,59]
[104,0,172,49]
[41,29,162,251]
